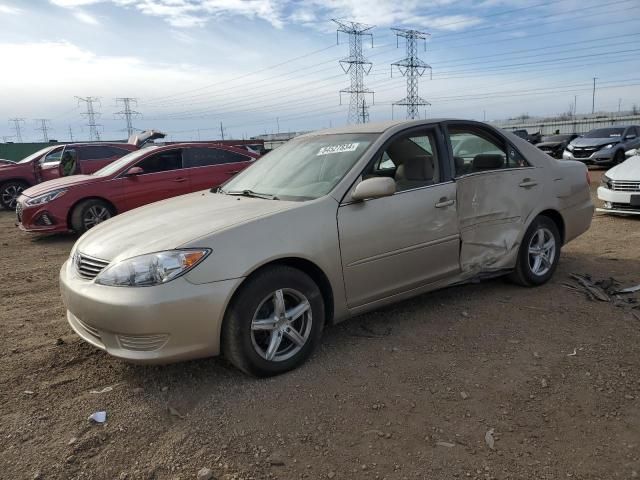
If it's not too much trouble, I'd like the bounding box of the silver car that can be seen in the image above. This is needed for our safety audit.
[60,119,593,376]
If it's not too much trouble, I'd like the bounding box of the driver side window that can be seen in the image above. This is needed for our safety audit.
[135,149,182,175]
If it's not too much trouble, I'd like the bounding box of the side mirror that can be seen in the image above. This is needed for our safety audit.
[125,166,143,176]
[625,149,638,158]
[625,134,637,140]
[351,177,395,201]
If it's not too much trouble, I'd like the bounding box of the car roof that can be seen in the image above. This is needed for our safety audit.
[62,142,137,148]
[298,119,462,137]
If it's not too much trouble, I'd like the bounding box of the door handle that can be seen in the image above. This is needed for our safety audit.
[226,170,241,175]
[435,198,455,208]
[519,178,538,188]
[172,177,187,183]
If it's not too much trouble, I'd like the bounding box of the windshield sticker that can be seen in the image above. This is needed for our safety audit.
[317,143,359,156]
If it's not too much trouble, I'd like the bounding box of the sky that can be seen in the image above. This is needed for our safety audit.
[0,0,639,142]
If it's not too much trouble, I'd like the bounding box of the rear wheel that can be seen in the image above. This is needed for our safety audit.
[509,215,561,287]
[0,181,28,210]
[70,199,114,234]
[222,266,325,377]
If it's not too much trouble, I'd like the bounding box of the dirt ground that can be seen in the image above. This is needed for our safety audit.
[1,169,639,480]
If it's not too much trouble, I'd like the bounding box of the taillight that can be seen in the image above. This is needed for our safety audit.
[586,170,591,185]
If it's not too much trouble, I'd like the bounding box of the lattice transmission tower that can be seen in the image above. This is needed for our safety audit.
[76,96,102,141]
[391,28,432,120]
[9,118,25,142]
[333,19,375,124]
[115,97,141,138]
[34,118,51,142]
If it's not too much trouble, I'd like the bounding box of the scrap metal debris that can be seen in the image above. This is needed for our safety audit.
[564,274,639,310]
[485,428,495,450]
[88,411,107,423]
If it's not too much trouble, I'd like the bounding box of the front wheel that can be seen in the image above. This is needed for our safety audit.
[70,199,114,234]
[221,266,325,377]
[509,215,561,287]
[0,181,28,210]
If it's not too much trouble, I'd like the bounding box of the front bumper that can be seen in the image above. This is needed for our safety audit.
[16,196,70,233]
[60,259,243,363]
[596,186,640,215]
[562,149,615,165]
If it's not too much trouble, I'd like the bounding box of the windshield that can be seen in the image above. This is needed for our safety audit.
[221,133,377,201]
[542,135,572,142]
[93,147,156,176]
[17,146,56,164]
[584,128,624,138]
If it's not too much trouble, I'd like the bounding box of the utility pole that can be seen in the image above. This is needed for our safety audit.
[68,125,74,142]
[334,19,375,124]
[391,28,431,120]
[220,122,225,141]
[8,118,25,143]
[276,117,280,134]
[618,98,622,113]
[76,96,102,141]
[115,97,141,138]
[574,95,577,116]
[591,77,597,115]
[34,118,51,142]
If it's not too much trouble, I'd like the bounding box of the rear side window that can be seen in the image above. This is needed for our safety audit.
[450,126,528,176]
[135,149,182,174]
[183,147,250,168]
[80,146,116,160]
[111,147,132,157]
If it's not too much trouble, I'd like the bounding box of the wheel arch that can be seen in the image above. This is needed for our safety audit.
[229,257,335,326]
[537,208,565,245]
[66,196,118,230]
[0,177,32,187]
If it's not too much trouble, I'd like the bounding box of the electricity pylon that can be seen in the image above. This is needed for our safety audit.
[76,96,102,141]
[391,28,432,120]
[115,97,141,137]
[334,19,375,124]
[34,118,51,142]
[9,118,25,142]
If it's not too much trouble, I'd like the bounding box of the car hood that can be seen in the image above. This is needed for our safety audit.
[570,137,620,148]
[536,141,563,148]
[22,175,100,197]
[604,155,640,181]
[74,192,301,262]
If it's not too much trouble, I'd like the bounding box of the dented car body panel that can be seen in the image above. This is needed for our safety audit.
[60,119,593,364]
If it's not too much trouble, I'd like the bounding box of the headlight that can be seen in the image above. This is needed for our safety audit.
[601,175,612,189]
[603,143,618,149]
[95,249,210,287]
[566,144,574,151]
[25,188,67,206]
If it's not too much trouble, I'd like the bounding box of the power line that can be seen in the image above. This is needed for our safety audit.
[115,97,141,137]
[34,118,51,142]
[391,28,431,120]
[76,96,102,141]
[8,118,25,143]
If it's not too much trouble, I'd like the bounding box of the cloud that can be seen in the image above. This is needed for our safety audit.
[0,3,22,14]
[73,9,99,24]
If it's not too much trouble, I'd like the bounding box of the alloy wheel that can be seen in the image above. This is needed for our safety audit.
[83,205,111,229]
[250,288,313,362]
[1,185,23,209]
[528,227,556,276]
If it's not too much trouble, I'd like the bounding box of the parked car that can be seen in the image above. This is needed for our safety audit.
[0,130,165,210]
[536,134,579,159]
[563,126,640,165]
[0,143,136,210]
[17,143,257,234]
[0,158,15,166]
[59,119,593,376]
[597,148,640,215]
[509,129,541,144]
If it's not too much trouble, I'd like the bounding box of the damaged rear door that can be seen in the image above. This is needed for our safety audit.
[446,122,540,275]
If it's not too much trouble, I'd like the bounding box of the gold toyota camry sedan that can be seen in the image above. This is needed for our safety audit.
[60,119,594,376]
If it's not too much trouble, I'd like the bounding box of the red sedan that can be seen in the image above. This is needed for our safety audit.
[16,143,257,234]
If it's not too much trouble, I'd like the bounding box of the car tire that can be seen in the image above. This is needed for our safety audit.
[70,199,114,234]
[613,149,625,165]
[509,215,561,287]
[221,265,325,377]
[0,180,28,210]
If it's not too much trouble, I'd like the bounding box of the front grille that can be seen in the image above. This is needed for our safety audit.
[117,333,169,351]
[76,253,110,280]
[572,147,598,159]
[611,180,640,192]
[611,202,640,211]
[16,202,23,223]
